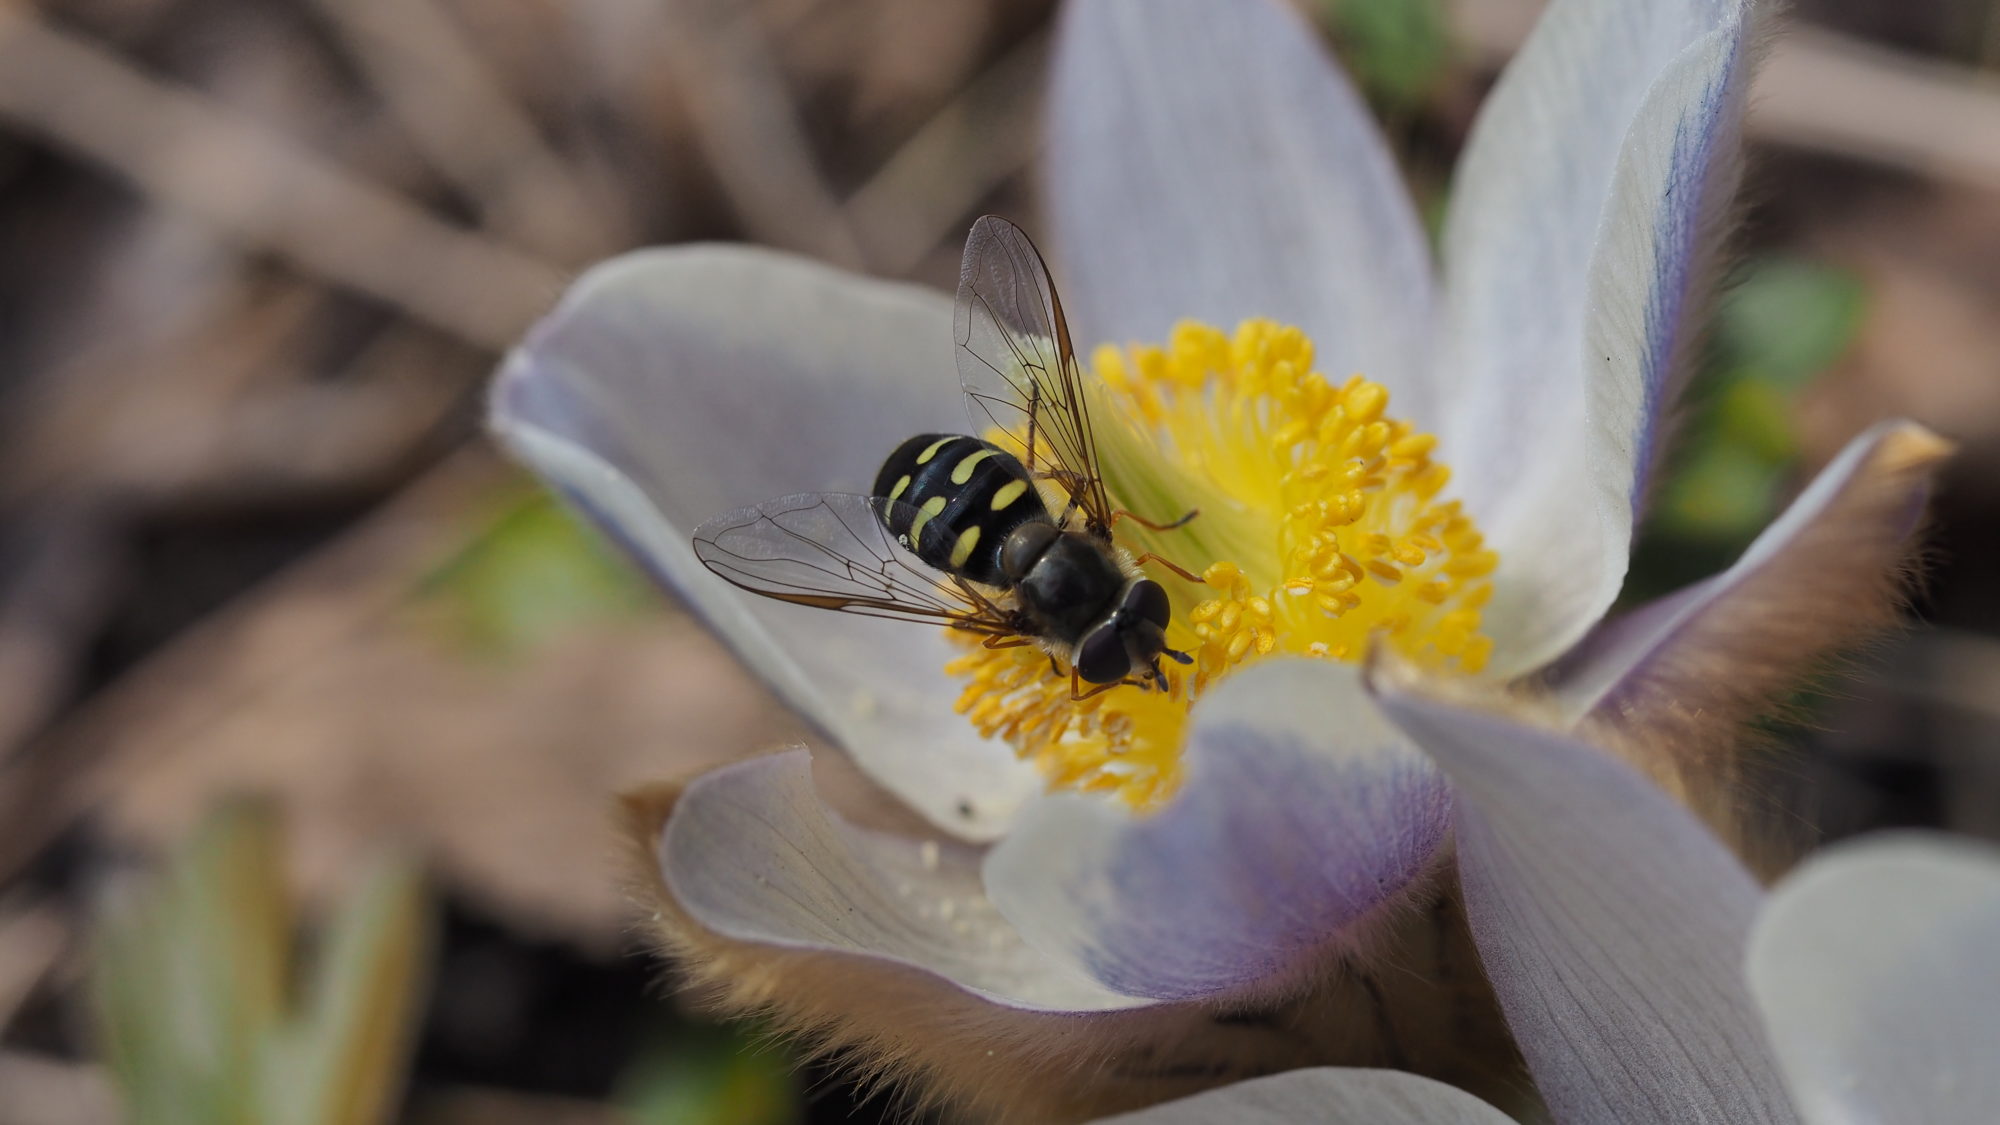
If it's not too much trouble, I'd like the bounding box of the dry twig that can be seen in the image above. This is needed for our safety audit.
[1455,3,2000,195]
[1757,26,2000,192]
[0,6,567,352]
[301,0,623,260]
[846,31,1047,275]
[644,0,872,268]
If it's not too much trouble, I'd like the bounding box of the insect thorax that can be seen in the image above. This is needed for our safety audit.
[873,433,1047,587]
[1011,530,1129,645]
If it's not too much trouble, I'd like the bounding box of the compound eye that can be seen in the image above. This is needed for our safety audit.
[1075,625,1130,685]
[1123,579,1171,629]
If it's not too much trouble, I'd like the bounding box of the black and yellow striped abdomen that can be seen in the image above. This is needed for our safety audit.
[872,433,1049,587]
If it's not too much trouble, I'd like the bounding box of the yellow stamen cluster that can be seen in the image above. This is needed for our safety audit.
[945,319,1498,811]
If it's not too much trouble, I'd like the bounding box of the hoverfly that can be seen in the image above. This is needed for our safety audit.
[691,216,1197,699]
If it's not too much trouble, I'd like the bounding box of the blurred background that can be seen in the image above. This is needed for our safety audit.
[1,0,1997,1121]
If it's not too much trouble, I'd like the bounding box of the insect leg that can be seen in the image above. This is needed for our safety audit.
[1134,552,1204,584]
[983,635,1035,650]
[1024,380,1043,475]
[1036,470,1090,527]
[1069,669,1126,702]
[1113,507,1200,532]
[951,577,1029,636]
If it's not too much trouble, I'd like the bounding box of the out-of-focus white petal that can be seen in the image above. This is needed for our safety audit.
[1377,688,1798,1125]
[1439,0,1749,677]
[1046,0,1436,409]
[1553,421,1941,720]
[984,661,1449,1001]
[491,247,1039,840]
[660,748,1142,1012]
[1092,1067,1516,1125]
[1748,834,2000,1125]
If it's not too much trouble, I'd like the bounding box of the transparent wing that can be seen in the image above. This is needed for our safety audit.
[954,215,1114,537]
[691,492,1020,634]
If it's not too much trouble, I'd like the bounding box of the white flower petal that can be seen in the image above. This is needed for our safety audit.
[1092,1067,1516,1125]
[1748,834,2000,1125]
[984,661,1449,1001]
[1046,0,1436,406]
[660,748,1143,1012]
[1377,687,1799,1125]
[1439,0,1750,677]
[491,247,1039,840]
[1552,420,1941,720]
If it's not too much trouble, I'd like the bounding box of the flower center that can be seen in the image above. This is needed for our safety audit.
[945,319,1497,811]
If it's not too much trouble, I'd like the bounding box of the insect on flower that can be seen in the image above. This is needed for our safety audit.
[488,0,1955,1118]
[691,216,1202,699]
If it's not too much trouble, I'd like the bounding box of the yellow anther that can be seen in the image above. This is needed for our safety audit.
[1093,344,1130,391]
[1344,381,1388,424]
[1390,433,1437,459]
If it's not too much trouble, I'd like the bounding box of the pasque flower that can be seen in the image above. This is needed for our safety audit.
[1091,699,2000,1125]
[490,0,1947,1118]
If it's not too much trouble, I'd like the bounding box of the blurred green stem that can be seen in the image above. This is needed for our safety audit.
[90,802,431,1125]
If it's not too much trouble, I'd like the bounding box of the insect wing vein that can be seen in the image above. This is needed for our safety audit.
[953,215,1115,536]
[691,492,1017,634]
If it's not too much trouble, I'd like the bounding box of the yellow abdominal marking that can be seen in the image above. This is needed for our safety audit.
[908,495,947,547]
[887,474,912,502]
[951,449,999,484]
[916,437,954,465]
[949,525,982,568]
[990,479,1029,511]
[945,318,1498,812]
